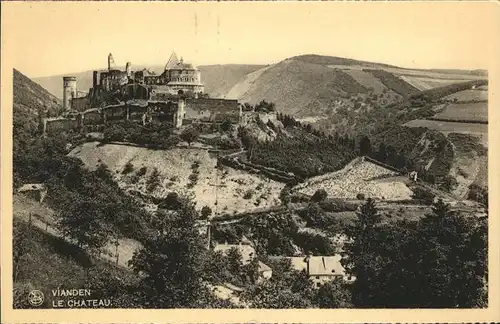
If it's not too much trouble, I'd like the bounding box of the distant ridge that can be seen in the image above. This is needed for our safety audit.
[291,54,398,69]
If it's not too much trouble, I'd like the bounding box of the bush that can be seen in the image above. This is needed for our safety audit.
[311,189,328,202]
[319,199,358,212]
[243,190,254,200]
[356,193,365,200]
[201,206,212,219]
[191,161,200,170]
[146,168,161,192]
[411,187,435,205]
[220,118,233,132]
[159,192,182,210]
[188,173,199,183]
[122,162,134,174]
[137,166,147,177]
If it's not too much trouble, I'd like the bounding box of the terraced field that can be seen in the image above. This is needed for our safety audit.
[328,64,484,91]
[404,120,488,146]
[443,89,488,102]
[342,69,393,94]
[293,158,413,200]
[432,102,488,123]
[399,76,469,91]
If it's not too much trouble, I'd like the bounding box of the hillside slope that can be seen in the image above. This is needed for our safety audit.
[69,142,285,215]
[13,69,62,154]
[227,59,370,117]
[14,69,62,117]
[198,64,266,98]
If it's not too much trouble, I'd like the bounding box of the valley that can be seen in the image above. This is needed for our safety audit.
[13,52,489,309]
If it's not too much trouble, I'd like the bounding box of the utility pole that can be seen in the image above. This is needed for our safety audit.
[207,147,227,249]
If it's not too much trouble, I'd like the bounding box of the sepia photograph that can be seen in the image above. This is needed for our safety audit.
[1,1,498,322]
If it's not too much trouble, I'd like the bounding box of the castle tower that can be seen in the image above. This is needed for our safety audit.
[108,53,115,70]
[125,62,132,78]
[63,76,77,111]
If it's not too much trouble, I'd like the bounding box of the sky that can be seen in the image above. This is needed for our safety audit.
[2,1,499,78]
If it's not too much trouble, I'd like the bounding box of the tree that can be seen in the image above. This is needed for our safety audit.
[343,198,487,308]
[57,198,114,255]
[220,118,233,132]
[13,220,32,281]
[241,259,315,308]
[146,168,161,192]
[159,192,183,210]
[226,247,243,279]
[300,202,328,228]
[411,187,435,205]
[200,206,212,219]
[311,189,328,202]
[254,100,276,113]
[313,280,352,308]
[408,199,487,307]
[359,135,372,156]
[376,142,388,163]
[129,199,210,308]
[342,198,382,306]
[180,127,199,146]
[279,186,292,205]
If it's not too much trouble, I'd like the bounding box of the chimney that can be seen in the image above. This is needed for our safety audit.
[304,254,311,276]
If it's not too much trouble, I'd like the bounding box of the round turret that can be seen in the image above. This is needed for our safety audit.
[126,62,132,77]
[108,53,115,70]
[63,76,77,111]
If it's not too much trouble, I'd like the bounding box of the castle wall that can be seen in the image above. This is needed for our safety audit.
[44,118,79,134]
[185,98,240,123]
[71,96,91,112]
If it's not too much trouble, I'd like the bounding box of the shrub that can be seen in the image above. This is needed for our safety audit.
[311,189,328,202]
[201,206,212,219]
[146,168,161,192]
[137,166,147,177]
[158,192,182,210]
[188,173,199,183]
[122,162,134,174]
[191,161,200,170]
[319,199,358,212]
[356,193,365,200]
[220,118,233,132]
[243,190,254,200]
[411,187,435,205]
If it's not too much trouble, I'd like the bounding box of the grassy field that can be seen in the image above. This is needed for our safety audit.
[343,69,394,94]
[328,64,484,91]
[400,76,470,91]
[432,102,488,123]
[443,89,488,102]
[404,120,487,146]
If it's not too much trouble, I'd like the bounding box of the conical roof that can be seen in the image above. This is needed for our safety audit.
[165,51,180,70]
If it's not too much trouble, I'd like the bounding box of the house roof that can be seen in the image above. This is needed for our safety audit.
[285,255,346,277]
[165,52,180,70]
[258,261,272,273]
[308,255,346,276]
[18,183,46,192]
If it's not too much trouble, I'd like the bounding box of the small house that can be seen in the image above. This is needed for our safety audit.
[17,183,47,203]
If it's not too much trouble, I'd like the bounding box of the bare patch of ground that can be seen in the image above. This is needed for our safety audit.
[294,158,413,200]
[69,142,285,215]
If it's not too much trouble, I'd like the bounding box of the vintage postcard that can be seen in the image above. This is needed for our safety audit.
[1,1,499,323]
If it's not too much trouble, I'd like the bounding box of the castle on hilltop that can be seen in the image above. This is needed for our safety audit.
[45,52,240,134]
